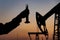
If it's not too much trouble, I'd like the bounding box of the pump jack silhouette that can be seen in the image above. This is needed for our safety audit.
[43,3,60,40]
[0,5,30,35]
[36,12,48,34]
[28,12,48,40]
[36,3,60,40]
[36,2,60,33]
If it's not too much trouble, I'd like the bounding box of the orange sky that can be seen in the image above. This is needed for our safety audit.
[0,0,59,40]
[0,14,54,40]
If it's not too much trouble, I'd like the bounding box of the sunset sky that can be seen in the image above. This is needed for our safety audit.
[0,0,60,40]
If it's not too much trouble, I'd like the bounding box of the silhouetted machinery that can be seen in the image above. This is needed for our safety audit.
[28,12,48,40]
[0,5,30,35]
[43,3,60,40]
[28,3,60,40]
[0,2,60,40]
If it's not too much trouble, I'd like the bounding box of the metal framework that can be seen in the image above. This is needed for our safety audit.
[53,13,58,40]
[28,32,48,40]
[28,3,60,40]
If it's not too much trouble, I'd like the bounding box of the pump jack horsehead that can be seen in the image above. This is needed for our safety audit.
[36,12,48,36]
[0,4,30,35]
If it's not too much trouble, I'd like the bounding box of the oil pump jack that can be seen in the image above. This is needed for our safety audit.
[43,3,60,40]
[28,3,60,40]
[36,3,60,40]
[37,3,60,40]
[28,12,48,40]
